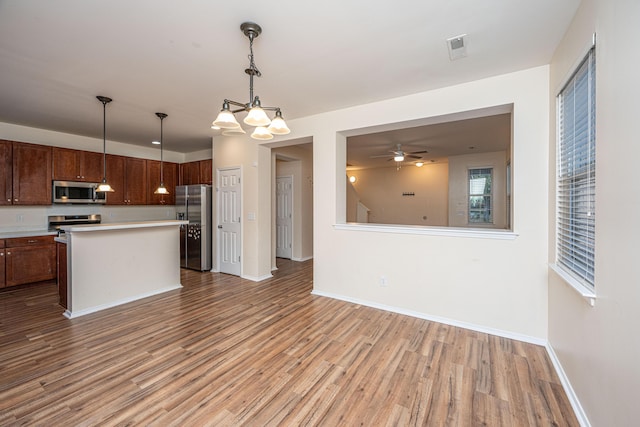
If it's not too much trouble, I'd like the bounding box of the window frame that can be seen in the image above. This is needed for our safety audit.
[468,167,494,225]
[555,45,596,291]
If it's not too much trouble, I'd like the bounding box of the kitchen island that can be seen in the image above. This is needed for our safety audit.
[58,220,187,319]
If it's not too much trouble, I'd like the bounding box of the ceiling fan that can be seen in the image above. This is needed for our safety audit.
[370,144,428,162]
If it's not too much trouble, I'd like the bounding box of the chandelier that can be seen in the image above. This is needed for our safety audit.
[212,22,290,140]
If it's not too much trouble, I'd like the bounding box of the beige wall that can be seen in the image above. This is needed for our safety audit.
[347,162,449,226]
[260,66,550,342]
[448,151,508,228]
[548,0,640,425]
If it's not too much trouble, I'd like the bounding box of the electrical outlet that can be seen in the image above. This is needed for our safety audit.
[379,276,387,287]
[16,214,24,223]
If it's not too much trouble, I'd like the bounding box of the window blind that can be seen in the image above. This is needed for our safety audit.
[557,47,596,288]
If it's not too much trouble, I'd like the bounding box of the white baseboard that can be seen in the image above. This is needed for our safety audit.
[63,284,182,319]
[292,256,313,262]
[545,344,591,427]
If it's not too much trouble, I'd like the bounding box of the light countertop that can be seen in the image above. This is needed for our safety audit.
[61,220,188,233]
[0,229,57,239]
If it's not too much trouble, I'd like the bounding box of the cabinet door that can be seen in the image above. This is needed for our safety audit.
[125,157,147,205]
[80,151,105,182]
[0,141,11,206]
[199,159,212,185]
[147,160,177,205]
[105,154,126,205]
[12,142,52,205]
[53,147,80,181]
[0,240,5,288]
[180,161,200,185]
[5,244,56,287]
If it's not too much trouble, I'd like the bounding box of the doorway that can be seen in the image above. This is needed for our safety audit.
[217,167,241,276]
[276,176,293,259]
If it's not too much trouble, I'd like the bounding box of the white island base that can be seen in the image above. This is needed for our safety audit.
[60,220,187,319]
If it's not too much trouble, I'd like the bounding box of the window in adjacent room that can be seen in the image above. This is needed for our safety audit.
[556,45,596,289]
[468,167,493,224]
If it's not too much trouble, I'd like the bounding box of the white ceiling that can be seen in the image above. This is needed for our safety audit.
[0,1,580,154]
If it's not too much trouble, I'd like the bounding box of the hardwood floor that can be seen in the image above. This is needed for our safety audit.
[0,259,578,426]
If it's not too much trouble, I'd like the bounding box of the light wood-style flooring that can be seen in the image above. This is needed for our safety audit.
[0,259,578,426]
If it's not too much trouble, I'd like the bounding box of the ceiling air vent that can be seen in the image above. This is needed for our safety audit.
[446,34,467,61]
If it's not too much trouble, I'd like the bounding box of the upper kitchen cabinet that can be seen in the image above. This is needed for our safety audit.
[0,141,11,206]
[179,159,212,185]
[53,147,103,182]
[9,142,52,205]
[147,160,177,205]
[180,161,200,186]
[199,159,212,185]
[105,155,147,205]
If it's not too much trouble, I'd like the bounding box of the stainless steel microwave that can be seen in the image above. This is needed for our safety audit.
[52,180,106,204]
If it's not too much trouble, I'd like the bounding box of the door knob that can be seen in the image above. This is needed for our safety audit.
[217,225,223,229]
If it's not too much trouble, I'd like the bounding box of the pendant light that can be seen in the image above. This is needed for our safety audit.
[212,22,290,139]
[96,95,114,192]
[154,112,169,195]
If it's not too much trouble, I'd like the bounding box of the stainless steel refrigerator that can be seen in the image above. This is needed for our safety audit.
[176,184,212,271]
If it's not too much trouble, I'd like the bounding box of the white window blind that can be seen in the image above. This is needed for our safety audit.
[557,47,596,288]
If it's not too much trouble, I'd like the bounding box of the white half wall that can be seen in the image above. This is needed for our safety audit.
[262,65,550,340]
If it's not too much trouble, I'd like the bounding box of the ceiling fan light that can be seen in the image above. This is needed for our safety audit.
[251,126,274,140]
[213,108,240,129]
[394,155,404,162]
[267,110,290,135]
[222,127,247,136]
[244,106,271,127]
[415,161,424,167]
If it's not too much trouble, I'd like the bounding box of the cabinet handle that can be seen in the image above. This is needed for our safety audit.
[14,198,18,202]
[7,251,11,255]
[27,239,38,243]
[6,198,10,202]
[0,252,4,256]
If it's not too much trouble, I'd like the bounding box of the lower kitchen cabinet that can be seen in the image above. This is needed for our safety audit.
[0,240,5,288]
[4,235,56,287]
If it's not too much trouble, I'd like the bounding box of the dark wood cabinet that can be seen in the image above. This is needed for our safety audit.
[180,161,200,186]
[0,240,5,288]
[105,155,147,205]
[12,142,52,205]
[147,160,177,205]
[0,141,11,206]
[199,159,212,185]
[56,242,67,308]
[53,147,103,182]
[179,159,212,186]
[4,235,56,287]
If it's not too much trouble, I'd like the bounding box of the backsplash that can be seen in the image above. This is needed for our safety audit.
[0,205,177,232]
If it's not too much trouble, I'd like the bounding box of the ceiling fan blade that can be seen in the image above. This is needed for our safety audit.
[407,154,423,159]
[408,150,428,155]
[370,154,393,158]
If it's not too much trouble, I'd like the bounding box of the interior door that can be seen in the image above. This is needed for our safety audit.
[218,168,241,276]
[276,176,293,259]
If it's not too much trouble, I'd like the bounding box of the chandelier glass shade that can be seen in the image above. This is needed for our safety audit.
[212,22,290,140]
